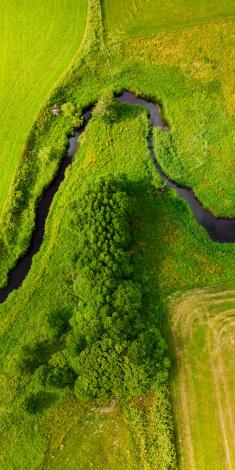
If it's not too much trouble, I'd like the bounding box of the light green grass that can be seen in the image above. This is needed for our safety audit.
[168,284,235,469]
[118,20,235,217]
[0,0,87,215]
[1,76,235,467]
[0,102,176,468]
[1,1,235,467]
[103,0,235,37]
[44,400,139,470]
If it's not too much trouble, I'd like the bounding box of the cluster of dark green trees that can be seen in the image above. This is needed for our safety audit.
[21,179,168,408]
[65,179,168,399]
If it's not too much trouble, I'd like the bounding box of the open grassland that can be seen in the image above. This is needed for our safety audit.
[103,0,235,37]
[168,284,235,469]
[3,15,235,288]
[1,1,235,468]
[1,64,235,466]
[3,2,235,289]
[120,20,235,217]
[0,0,87,215]
[43,398,140,470]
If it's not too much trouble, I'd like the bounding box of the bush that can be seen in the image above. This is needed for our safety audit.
[93,90,117,122]
[61,101,76,117]
[38,146,51,163]
[61,101,83,126]
[24,391,55,414]
[47,308,72,339]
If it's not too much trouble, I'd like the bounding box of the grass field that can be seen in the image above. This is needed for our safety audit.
[0,95,177,468]
[43,398,140,470]
[0,0,87,215]
[1,69,235,466]
[103,0,235,37]
[1,1,235,468]
[120,20,235,217]
[168,284,235,469]
[2,1,235,287]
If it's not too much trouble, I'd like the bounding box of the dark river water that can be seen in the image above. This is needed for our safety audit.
[119,92,235,244]
[0,92,234,304]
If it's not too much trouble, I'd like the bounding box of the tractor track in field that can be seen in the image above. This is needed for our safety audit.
[170,287,235,469]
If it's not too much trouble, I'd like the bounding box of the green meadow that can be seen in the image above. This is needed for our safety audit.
[103,0,235,37]
[0,0,235,468]
[0,0,87,216]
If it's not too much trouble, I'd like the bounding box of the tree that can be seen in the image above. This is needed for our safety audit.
[22,178,169,404]
[64,178,169,400]
[93,90,117,122]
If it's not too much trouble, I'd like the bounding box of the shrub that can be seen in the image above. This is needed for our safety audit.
[93,90,117,122]
[61,101,76,117]
[24,391,55,414]
[46,351,76,388]
[38,146,51,163]
[47,308,72,339]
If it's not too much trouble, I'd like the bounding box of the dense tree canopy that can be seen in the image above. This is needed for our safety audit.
[65,178,168,399]
[20,178,169,404]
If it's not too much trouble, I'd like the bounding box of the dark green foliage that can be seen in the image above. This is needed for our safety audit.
[34,353,75,389]
[47,308,72,339]
[64,179,168,399]
[19,312,75,396]
[47,351,76,388]
[24,391,56,414]
[19,340,56,374]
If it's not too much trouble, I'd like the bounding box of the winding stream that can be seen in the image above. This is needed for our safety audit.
[119,92,235,244]
[0,91,235,303]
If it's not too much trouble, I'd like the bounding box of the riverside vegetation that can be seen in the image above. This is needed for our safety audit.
[0,0,235,468]
[21,179,169,403]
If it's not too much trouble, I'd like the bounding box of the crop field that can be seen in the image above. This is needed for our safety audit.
[103,0,235,37]
[169,284,235,469]
[0,0,87,216]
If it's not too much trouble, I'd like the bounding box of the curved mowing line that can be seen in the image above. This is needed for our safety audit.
[208,320,235,469]
[1,91,235,305]
[171,289,235,469]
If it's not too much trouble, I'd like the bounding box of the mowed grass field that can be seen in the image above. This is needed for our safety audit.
[168,284,235,470]
[0,0,87,216]
[103,0,235,37]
